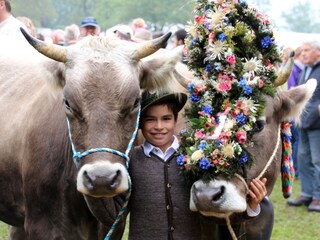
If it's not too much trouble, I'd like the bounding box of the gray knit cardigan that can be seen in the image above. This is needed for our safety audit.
[128,146,201,240]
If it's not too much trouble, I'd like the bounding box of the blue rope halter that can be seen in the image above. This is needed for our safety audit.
[66,107,141,240]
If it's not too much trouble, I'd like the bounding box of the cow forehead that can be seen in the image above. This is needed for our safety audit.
[64,39,141,99]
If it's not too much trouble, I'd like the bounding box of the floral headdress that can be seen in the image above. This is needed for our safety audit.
[176,0,283,182]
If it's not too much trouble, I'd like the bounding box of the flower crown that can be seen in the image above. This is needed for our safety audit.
[176,0,282,182]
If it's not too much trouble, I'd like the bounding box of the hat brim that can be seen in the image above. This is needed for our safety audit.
[141,92,188,114]
[81,23,99,28]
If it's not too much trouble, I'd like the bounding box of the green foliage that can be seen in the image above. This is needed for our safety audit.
[11,0,194,30]
[282,2,320,33]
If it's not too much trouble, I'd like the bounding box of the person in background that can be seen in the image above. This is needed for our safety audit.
[287,40,320,212]
[113,24,133,41]
[128,90,268,239]
[80,16,100,38]
[0,0,26,39]
[172,28,187,64]
[285,46,304,178]
[64,24,80,45]
[131,17,147,33]
[16,16,36,37]
[131,28,152,43]
[51,29,65,46]
[173,28,187,48]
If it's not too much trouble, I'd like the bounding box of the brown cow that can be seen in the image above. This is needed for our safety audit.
[0,29,181,239]
[187,79,317,239]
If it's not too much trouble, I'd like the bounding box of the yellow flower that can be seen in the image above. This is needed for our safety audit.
[191,150,204,161]
[222,144,234,158]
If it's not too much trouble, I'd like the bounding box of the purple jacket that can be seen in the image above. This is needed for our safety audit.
[288,61,304,89]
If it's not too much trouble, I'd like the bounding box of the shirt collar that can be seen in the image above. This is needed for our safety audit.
[142,135,179,158]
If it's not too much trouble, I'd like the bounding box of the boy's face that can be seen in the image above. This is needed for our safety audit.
[141,104,177,152]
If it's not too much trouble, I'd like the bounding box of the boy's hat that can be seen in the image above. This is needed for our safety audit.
[141,90,187,113]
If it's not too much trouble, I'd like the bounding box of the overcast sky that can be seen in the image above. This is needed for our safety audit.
[267,0,319,21]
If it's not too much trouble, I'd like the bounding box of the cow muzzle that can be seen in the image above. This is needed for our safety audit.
[190,179,247,218]
[77,162,129,197]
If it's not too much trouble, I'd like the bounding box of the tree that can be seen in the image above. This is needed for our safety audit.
[282,2,320,33]
[95,0,194,30]
[11,0,194,30]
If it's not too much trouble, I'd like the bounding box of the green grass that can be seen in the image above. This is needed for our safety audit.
[270,177,320,240]
[1,177,319,239]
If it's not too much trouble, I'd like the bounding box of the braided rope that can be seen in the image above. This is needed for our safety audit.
[225,125,281,240]
[257,126,281,179]
[226,215,237,240]
[66,108,141,239]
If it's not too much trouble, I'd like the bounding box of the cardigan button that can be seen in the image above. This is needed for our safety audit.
[166,205,170,210]
[170,226,175,231]
[167,183,172,188]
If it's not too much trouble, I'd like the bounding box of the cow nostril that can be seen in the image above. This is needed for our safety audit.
[110,170,121,189]
[83,171,94,190]
[211,186,225,202]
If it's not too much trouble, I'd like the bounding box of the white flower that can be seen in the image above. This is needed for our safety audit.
[243,57,263,76]
[224,118,235,131]
[186,21,198,39]
[205,41,226,61]
[206,7,226,26]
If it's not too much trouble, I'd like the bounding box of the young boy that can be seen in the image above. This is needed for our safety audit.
[128,90,267,240]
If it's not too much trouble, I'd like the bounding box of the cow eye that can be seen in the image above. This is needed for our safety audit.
[63,98,73,113]
[254,119,265,132]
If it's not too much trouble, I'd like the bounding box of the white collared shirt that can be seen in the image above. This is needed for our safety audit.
[142,135,179,161]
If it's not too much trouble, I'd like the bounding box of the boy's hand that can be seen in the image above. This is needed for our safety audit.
[248,178,267,209]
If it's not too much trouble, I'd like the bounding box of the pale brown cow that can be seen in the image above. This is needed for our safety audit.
[0,29,181,239]
[187,79,317,239]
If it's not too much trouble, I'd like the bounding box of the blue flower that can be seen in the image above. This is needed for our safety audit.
[190,40,197,48]
[236,114,248,126]
[205,64,212,73]
[239,153,248,163]
[187,83,194,91]
[198,141,207,150]
[205,23,212,31]
[240,0,247,6]
[244,86,253,96]
[176,154,185,166]
[216,140,222,146]
[202,105,213,115]
[190,94,200,102]
[218,33,227,41]
[261,36,272,49]
[213,64,221,72]
[238,78,247,87]
[180,129,187,134]
[199,158,211,170]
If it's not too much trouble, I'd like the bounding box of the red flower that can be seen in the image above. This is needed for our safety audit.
[236,130,247,144]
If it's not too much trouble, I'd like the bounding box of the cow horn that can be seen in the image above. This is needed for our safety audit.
[274,51,295,87]
[20,27,68,63]
[133,32,172,60]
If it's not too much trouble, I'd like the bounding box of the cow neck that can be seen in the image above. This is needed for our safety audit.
[65,107,141,240]
[225,125,281,240]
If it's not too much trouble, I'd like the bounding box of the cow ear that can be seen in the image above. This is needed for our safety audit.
[276,79,317,123]
[43,61,66,89]
[139,47,183,92]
